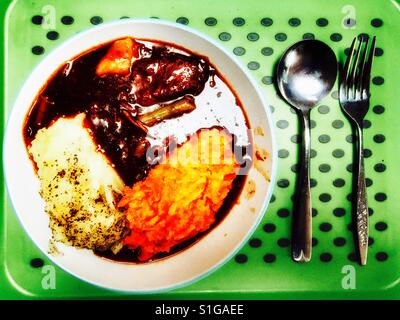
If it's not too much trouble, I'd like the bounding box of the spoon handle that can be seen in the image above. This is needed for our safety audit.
[292,109,312,262]
[354,123,368,265]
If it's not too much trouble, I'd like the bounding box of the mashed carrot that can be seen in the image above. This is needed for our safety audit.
[118,128,239,261]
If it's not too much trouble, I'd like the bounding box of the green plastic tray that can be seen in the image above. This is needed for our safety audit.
[1,0,400,299]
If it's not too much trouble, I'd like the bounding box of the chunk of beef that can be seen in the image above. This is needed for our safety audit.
[130,49,210,106]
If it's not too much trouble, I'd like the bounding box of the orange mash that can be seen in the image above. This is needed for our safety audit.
[118,129,239,261]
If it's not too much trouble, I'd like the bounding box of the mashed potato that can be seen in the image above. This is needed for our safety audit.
[29,114,127,253]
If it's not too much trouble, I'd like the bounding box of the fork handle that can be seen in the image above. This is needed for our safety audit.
[292,109,312,263]
[354,124,369,265]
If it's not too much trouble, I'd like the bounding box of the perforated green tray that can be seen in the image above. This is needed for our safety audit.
[1,0,400,299]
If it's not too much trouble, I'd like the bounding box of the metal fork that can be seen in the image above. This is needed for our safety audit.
[339,36,376,265]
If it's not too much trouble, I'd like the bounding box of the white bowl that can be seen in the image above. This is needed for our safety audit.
[3,19,277,293]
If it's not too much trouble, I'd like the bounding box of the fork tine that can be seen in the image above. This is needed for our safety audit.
[362,36,376,96]
[349,38,362,98]
[356,37,369,95]
[342,37,357,96]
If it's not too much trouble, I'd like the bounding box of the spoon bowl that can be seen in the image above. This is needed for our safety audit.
[277,40,337,110]
[276,40,337,262]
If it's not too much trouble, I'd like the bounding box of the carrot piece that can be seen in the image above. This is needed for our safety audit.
[96,38,137,77]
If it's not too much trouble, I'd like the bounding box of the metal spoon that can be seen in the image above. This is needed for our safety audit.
[276,40,337,262]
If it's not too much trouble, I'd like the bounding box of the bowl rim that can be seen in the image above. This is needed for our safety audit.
[3,18,278,293]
